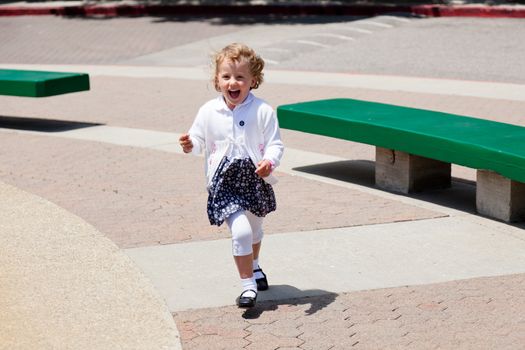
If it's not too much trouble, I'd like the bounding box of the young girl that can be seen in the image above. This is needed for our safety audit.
[179,43,284,308]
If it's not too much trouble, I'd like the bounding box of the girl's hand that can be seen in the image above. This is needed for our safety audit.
[179,133,193,153]
[255,159,273,178]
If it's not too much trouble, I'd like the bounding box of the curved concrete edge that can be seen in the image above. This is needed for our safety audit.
[0,181,181,350]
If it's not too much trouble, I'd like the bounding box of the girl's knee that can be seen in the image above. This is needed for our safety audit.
[228,212,254,256]
[246,211,264,244]
[232,228,253,256]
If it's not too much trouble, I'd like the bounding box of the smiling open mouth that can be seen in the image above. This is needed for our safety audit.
[229,90,240,99]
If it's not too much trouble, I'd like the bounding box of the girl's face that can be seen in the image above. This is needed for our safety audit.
[216,58,255,110]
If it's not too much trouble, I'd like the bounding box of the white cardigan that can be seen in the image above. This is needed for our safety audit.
[188,93,284,186]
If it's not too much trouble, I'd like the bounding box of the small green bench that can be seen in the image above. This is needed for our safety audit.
[0,69,90,97]
[277,98,525,222]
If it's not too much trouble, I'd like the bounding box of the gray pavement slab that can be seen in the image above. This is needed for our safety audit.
[122,18,371,67]
[125,215,525,311]
[276,17,525,84]
[2,64,524,102]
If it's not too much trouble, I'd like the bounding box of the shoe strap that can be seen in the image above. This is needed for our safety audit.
[253,268,263,273]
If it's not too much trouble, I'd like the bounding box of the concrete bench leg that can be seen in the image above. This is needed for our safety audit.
[375,147,451,193]
[476,170,525,222]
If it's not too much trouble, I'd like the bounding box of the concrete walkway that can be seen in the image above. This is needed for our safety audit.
[126,216,525,312]
[2,64,525,102]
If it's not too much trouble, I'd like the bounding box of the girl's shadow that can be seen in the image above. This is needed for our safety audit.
[241,285,337,319]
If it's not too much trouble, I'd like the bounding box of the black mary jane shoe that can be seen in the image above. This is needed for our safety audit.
[254,268,269,291]
[237,289,257,308]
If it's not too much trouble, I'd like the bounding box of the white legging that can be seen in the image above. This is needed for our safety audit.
[226,210,264,256]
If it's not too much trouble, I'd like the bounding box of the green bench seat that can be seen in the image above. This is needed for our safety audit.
[277,98,525,222]
[0,69,90,97]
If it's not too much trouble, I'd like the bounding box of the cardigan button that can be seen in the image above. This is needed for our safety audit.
[239,120,245,126]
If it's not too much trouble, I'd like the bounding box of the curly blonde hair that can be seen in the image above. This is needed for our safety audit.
[212,43,265,92]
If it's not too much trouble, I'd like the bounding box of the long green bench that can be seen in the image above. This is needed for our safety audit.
[277,98,525,222]
[0,69,90,97]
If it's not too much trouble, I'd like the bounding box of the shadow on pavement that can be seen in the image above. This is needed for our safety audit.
[294,159,477,214]
[151,14,370,25]
[0,115,102,132]
[64,13,376,24]
[242,285,337,319]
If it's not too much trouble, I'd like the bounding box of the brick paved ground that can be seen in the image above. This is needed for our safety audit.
[0,131,443,248]
[174,273,525,349]
[2,15,525,350]
[0,17,242,64]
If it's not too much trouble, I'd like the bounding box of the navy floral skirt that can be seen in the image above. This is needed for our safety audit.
[207,157,276,226]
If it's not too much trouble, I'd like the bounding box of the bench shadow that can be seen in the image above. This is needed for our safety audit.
[0,116,102,133]
[241,285,337,319]
[293,160,478,215]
